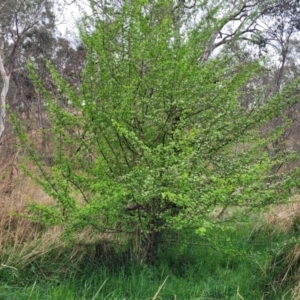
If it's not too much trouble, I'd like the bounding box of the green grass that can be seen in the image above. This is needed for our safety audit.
[0,214,296,299]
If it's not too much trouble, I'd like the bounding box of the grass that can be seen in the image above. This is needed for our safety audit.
[0,156,299,299]
[0,215,296,299]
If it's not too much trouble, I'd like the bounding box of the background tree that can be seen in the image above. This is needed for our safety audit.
[22,0,300,262]
[0,0,56,143]
[0,0,86,161]
[256,0,300,170]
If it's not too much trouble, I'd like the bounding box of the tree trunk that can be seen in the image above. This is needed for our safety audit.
[0,40,10,144]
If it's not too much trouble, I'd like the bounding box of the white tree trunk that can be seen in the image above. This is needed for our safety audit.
[0,40,10,143]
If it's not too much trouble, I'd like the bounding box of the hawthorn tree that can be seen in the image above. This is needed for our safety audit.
[22,0,300,261]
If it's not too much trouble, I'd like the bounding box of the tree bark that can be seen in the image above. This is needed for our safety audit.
[0,40,10,144]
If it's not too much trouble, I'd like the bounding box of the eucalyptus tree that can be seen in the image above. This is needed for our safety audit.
[253,0,300,165]
[0,0,57,144]
[24,0,300,262]
[0,0,86,160]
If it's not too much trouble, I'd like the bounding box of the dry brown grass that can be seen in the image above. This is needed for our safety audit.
[0,153,61,268]
[263,197,300,233]
[292,275,300,300]
[0,158,52,242]
[261,198,300,299]
[284,245,300,296]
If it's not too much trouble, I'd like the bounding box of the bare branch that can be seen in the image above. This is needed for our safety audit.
[200,1,262,62]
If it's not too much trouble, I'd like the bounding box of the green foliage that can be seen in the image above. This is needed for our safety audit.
[20,0,300,258]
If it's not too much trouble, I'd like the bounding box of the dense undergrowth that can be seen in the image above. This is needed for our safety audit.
[0,212,297,300]
[0,151,298,299]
